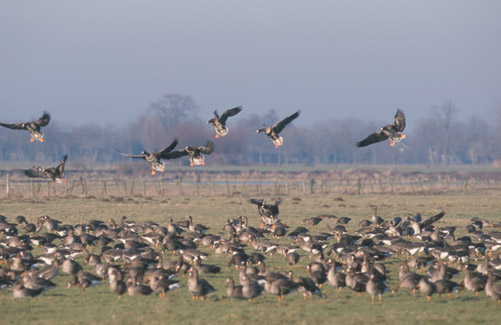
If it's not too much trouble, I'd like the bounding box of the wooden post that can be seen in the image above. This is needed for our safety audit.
[102,181,108,196]
[463,180,468,196]
[6,173,10,198]
[129,181,135,196]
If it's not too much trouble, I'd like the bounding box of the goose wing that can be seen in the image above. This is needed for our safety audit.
[116,149,146,160]
[273,110,300,134]
[198,141,214,155]
[420,211,446,228]
[36,112,51,127]
[157,138,179,159]
[393,109,405,132]
[24,166,50,179]
[0,121,26,130]
[219,106,243,124]
[355,131,388,147]
[56,155,68,174]
[162,148,189,160]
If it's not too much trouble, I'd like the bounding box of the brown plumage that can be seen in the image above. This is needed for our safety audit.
[163,141,215,167]
[0,111,50,142]
[23,155,68,184]
[256,110,300,148]
[356,109,406,147]
[117,138,178,175]
[207,106,243,138]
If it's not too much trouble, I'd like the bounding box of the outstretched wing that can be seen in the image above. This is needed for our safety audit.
[157,138,179,159]
[56,155,68,173]
[24,166,50,179]
[36,112,51,127]
[393,109,405,132]
[116,149,146,160]
[273,110,300,134]
[249,198,264,206]
[162,148,189,160]
[0,122,26,130]
[421,211,445,228]
[219,106,243,124]
[198,141,214,155]
[355,131,388,147]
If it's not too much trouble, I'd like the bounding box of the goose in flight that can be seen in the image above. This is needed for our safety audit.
[163,141,215,167]
[117,138,178,175]
[23,155,68,184]
[256,110,300,148]
[356,109,406,147]
[207,106,242,138]
[0,112,51,142]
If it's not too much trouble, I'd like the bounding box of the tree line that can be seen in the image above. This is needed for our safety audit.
[1,94,500,168]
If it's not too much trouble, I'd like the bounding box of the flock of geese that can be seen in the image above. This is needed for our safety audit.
[5,109,501,308]
[1,107,406,181]
[1,204,501,305]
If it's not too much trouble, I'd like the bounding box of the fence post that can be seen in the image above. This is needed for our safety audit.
[6,173,9,198]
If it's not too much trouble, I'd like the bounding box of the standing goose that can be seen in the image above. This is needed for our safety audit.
[187,268,214,301]
[23,155,68,184]
[366,273,387,304]
[356,109,406,147]
[241,274,263,302]
[163,141,215,167]
[256,110,300,148]
[207,106,243,138]
[0,111,50,142]
[117,138,178,175]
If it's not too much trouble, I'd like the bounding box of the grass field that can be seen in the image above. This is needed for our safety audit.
[1,169,501,324]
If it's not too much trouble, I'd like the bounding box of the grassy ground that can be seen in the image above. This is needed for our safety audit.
[1,187,501,324]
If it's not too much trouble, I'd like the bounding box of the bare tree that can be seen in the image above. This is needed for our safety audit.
[432,100,459,165]
[147,93,200,129]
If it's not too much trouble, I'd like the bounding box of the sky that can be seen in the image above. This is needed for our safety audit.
[1,0,500,130]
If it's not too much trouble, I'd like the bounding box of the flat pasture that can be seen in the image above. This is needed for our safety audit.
[1,167,501,324]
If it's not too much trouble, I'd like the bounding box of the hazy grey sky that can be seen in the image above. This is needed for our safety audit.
[1,0,500,129]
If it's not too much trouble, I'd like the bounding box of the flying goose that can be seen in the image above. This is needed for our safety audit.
[117,138,178,175]
[207,106,243,138]
[23,155,68,184]
[356,109,406,147]
[256,110,300,148]
[0,111,51,142]
[163,141,215,167]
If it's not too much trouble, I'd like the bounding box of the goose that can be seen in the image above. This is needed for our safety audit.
[23,155,68,184]
[162,141,215,167]
[12,281,45,298]
[265,272,298,301]
[356,109,406,147]
[366,273,387,304]
[327,266,346,290]
[207,106,243,138]
[295,276,325,299]
[417,277,436,301]
[256,110,300,148]
[241,274,263,302]
[0,111,50,142]
[108,270,127,299]
[149,274,181,298]
[126,278,153,296]
[485,270,501,303]
[285,251,300,266]
[69,271,101,294]
[187,268,214,301]
[225,277,243,298]
[117,138,178,175]
[249,198,281,227]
